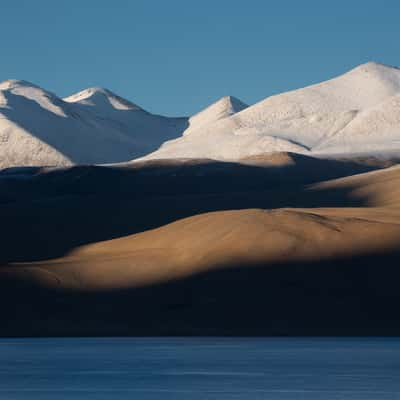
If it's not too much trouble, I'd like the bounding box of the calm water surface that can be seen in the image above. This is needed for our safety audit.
[0,338,399,399]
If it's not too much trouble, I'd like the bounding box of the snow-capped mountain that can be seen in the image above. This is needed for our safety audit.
[186,95,248,133]
[141,62,400,161]
[2,62,400,169]
[0,80,187,168]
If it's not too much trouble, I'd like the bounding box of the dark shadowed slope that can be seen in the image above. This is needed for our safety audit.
[2,155,400,335]
[0,153,392,262]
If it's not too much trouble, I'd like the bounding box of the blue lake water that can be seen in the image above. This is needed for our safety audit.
[0,338,399,399]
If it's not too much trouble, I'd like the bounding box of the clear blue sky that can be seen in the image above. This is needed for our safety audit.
[2,0,400,116]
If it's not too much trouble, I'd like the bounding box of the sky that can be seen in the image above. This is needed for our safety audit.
[1,0,400,116]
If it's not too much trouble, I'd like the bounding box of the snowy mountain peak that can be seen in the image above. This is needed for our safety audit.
[0,79,40,91]
[0,79,67,117]
[344,61,400,91]
[64,87,142,112]
[187,95,248,132]
[0,80,188,168]
[194,95,248,117]
[141,61,400,161]
[218,95,249,114]
[351,61,400,73]
[3,61,400,168]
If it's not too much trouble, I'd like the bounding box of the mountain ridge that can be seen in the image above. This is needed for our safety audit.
[2,61,400,168]
[142,61,400,161]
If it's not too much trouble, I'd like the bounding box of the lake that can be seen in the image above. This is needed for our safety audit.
[0,338,399,399]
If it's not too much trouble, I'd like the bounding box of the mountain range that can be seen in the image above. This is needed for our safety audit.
[1,61,400,169]
[0,80,187,168]
[3,62,400,336]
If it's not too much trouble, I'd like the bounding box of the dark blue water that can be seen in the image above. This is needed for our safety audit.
[1,338,399,399]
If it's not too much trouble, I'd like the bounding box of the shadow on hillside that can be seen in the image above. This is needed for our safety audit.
[2,247,400,336]
[0,155,391,263]
[0,153,387,201]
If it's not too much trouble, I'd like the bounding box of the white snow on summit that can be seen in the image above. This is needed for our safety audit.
[2,61,400,168]
[0,81,188,168]
[0,80,67,117]
[186,96,248,133]
[141,62,400,161]
[64,87,142,113]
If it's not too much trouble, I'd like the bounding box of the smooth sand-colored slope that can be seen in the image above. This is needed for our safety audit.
[4,162,400,290]
[0,153,392,262]
[2,155,400,335]
[6,207,400,291]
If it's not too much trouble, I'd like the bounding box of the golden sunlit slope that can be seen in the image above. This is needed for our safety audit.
[6,206,400,291]
[2,157,400,335]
